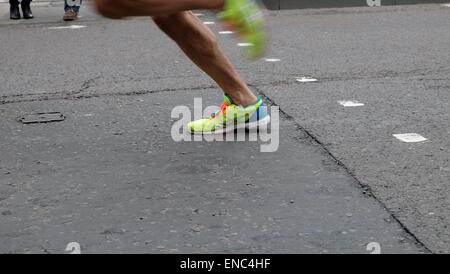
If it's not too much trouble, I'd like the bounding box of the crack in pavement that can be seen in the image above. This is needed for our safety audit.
[1,67,448,105]
[0,85,218,105]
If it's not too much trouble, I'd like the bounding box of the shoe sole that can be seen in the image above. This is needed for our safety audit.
[188,115,271,135]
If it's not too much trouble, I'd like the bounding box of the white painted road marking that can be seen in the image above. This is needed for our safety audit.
[194,13,204,16]
[47,25,86,30]
[296,77,318,83]
[338,100,365,107]
[393,133,427,143]
[237,43,254,47]
[443,3,450,7]
[219,31,234,34]
[366,242,382,254]
[65,242,81,254]
[265,58,281,62]
[203,22,215,25]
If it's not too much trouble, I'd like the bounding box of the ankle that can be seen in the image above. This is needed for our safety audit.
[229,92,258,107]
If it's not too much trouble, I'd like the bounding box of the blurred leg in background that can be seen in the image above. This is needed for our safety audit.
[21,0,34,19]
[64,0,82,21]
[9,0,20,20]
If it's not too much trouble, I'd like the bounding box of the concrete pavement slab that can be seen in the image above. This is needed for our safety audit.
[257,72,450,253]
[0,89,426,253]
[0,3,448,253]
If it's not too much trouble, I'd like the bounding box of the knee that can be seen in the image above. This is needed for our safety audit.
[152,14,194,42]
[153,13,219,54]
[94,0,129,19]
[152,14,181,34]
[152,15,168,29]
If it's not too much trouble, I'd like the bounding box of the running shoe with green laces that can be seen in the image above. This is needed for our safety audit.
[187,95,270,135]
[218,0,267,60]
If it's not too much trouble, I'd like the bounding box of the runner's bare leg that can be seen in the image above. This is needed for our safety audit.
[94,0,258,106]
[153,12,257,106]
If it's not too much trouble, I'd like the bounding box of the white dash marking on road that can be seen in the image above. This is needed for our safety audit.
[265,58,281,62]
[393,133,427,143]
[237,42,253,47]
[338,100,365,107]
[296,77,318,83]
[443,3,450,7]
[47,25,86,30]
[203,21,215,25]
[194,13,204,16]
[219,31,234,34]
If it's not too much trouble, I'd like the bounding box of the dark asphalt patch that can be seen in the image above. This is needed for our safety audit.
[18,112,65,124]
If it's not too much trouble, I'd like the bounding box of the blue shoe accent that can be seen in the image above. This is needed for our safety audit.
[248,101,268,123]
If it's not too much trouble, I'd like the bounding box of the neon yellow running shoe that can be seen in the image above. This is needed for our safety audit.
[218,0,267,60]
[187,94,270,135]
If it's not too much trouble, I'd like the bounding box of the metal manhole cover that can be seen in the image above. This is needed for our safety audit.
[18,112,65,124]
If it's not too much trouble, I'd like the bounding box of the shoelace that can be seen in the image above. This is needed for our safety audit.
[210,102,230,120]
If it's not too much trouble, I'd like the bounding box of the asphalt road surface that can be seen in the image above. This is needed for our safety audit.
[0,2,449,253]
